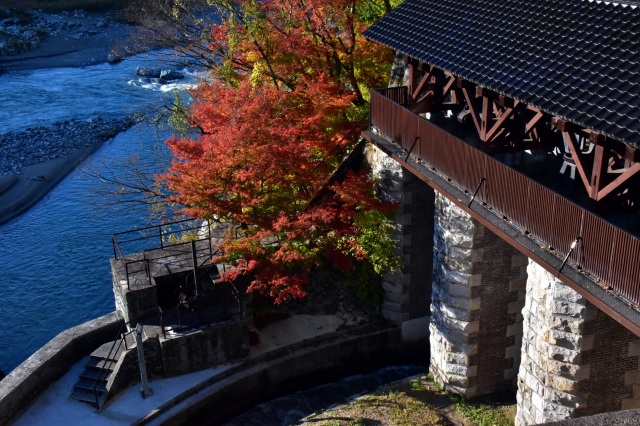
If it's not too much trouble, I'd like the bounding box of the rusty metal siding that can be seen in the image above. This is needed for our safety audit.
[551,197,584,258]
[370,87,640,307]
[484,161,531,231]
[609,231,640,304]
[513,181,555,247]
[580,212,615,285]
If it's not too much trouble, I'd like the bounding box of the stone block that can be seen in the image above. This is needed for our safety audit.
[504,367,517,380]
[511,254,529,268]
[445,363,469,376]
[546,359,584,380]
[622,398,640,410]
[505,345,520,360]
[626,370,640,385]
[444,351,470,366]
[382,280,401,294]
[525,371,539,394]
[508,300,525,315]
[447,384,478,399]
[628,340,640,357]
[470,248,484,263]
[469,274,482,287]
[384,290,410,305]
[549,315,583,335]
[445,245,472,261]
[397,213,412,226]
[548,330,581,351]
[383,272,410,286]
[581,334,595,351]
[509,278,527,292]
[381,307,407,323]
[531,391,545,412]
[440,227,475,249]
[444,258,473,274]
[549,346,581,364]
[441,316,478,334]
[506,324,520,337]
[447,282,473,298]
[552,282,586,304]
[547,374,579,392]
[552,300,586,318]
[445,294,481,311]
[441,304,473,322]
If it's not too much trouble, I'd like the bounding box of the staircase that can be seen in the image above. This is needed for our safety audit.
[70,336,131,408]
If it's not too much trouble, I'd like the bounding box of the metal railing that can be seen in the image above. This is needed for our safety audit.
[91,321,136,409]
[112,218,214,259]
[112,219,222,290]
[370,87,640,307]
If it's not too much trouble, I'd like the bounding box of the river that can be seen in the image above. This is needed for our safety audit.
[0,54,200,373]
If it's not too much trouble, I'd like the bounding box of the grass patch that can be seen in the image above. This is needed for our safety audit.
[449,393,516,426]
[0,0,127,14]
[298,375,515,426]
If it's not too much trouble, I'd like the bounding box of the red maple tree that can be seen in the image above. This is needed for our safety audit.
[161,0,400,303]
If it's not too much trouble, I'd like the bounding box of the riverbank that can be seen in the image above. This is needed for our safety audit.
[0,9,145,72]
[0,117,134,225]
[0,9,150,224]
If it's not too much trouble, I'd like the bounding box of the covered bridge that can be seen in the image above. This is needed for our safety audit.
[361,0,640,424]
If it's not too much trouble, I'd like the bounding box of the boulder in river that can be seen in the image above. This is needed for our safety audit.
[135,66,161,78]
[159,69,184,83]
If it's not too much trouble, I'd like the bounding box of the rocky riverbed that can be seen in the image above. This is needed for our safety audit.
[0,8,128,59]
[0,117,134,175]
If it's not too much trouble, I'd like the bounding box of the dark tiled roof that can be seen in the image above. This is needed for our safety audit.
[365,0,640,147]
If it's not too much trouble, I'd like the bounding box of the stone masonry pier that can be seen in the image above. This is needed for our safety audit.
[429,193,526,398]
[366,142,640,424]
[517,261,640,425]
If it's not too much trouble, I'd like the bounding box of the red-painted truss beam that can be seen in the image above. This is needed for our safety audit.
[404,56,640,202]
[554,119,640,201]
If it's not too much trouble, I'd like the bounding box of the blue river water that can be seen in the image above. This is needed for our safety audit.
[0,54,200,373]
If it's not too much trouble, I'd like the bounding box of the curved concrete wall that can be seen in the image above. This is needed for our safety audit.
[0,311,124,425]
[137,324,426,425]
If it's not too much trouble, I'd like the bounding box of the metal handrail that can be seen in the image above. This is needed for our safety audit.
[91,328,132,409]
[91,308,160,409]
[112,218,215,259]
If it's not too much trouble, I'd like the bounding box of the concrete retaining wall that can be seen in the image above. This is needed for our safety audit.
[137,323,419,425]
[0,311,124,425]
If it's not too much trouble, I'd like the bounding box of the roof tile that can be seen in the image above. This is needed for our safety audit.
[365,0,640,147]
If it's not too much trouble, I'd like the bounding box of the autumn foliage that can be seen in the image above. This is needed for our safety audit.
[161,0,400,303]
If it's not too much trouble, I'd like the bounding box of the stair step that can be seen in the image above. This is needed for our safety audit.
[71,387,103,407]
[90,340,126,361]
[85,357,116,372]
[74,377,106,392]
[79,368,110,382]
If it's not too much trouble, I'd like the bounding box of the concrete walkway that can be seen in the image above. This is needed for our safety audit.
[12,313,378,425]
[14,358,235,426]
